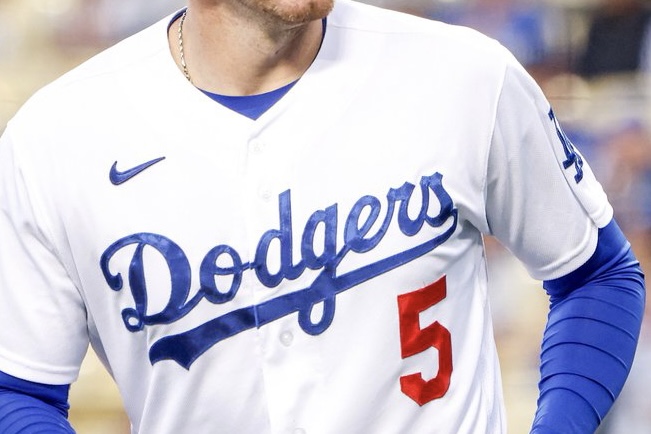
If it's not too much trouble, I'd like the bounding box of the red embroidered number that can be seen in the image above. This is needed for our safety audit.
[397,276,452,405]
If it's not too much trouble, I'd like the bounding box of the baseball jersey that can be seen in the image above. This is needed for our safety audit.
[0,1,613,433]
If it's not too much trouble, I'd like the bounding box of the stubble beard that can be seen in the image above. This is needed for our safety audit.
[240,0,335,25]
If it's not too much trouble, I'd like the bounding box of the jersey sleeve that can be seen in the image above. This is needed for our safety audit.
[485,50,646,434]
[0,127,89,385]
[485,53,613,280]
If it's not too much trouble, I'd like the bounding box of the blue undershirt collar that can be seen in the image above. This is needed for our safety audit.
[199,18,327,120]
[201,80,298,120]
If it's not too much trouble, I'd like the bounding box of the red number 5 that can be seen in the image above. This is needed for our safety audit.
[397,276,452,406]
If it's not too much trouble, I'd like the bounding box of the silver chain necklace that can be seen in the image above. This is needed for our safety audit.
[178,9,192,83]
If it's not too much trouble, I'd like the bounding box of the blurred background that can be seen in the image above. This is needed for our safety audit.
[1,0,650,432]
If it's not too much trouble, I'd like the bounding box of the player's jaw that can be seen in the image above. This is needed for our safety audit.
[236,0,334,25]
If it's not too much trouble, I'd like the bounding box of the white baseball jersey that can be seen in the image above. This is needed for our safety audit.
[0,1,613,433]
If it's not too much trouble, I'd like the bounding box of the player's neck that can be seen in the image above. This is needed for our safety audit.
[169,5,325,96]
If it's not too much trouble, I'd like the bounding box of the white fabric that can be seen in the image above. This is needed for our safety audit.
[0,1,612,433]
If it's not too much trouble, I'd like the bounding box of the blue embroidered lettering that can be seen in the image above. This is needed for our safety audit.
[255,190,306,287]
[344,195,391,253]
[301,204,338,270]
[199,245,246,304]
[101,173,458,368]
[549,108,584,183]
[100,233,200,331]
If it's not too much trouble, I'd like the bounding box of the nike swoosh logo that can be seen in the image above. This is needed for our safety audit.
[109,157,166,185]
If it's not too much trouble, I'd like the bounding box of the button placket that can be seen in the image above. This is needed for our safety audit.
[279,331,294,347]
[248,137,273,202]
[250,138,263,154]
[260,189,272,201]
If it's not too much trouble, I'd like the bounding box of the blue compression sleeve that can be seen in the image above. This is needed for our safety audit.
[531,219,645,434]
[0,370,74,433]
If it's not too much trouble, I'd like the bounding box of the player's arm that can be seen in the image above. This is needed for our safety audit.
[0,128,88,433]
[485,49,645,434]
[532,219,644,433]
[0,370,75,433]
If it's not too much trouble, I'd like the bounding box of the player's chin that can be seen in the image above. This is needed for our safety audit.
[271,0,334,24]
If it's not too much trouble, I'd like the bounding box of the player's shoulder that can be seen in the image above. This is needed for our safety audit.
[330,0,510,58]
[327,0,517,91]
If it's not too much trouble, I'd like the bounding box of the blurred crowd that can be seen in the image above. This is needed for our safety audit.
[1,0,651,433]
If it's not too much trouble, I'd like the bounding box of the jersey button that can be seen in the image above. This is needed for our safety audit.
[250,139,263,153]
[279,331,294,347]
